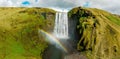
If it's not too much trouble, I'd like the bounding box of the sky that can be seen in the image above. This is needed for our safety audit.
[0,0,120,14]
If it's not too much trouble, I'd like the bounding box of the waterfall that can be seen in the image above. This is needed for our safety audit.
[54,12,69,39]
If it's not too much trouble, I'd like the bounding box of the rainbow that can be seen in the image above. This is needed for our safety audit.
[39,29,68,53]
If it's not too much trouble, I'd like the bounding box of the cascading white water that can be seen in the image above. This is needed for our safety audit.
[54,12,69,39]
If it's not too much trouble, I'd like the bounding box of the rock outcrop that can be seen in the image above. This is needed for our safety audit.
[69,7,120,59]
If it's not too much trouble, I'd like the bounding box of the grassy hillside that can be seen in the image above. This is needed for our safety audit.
[69,7,120,59]
[0,8,55,59]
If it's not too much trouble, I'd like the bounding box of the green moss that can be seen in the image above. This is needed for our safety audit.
[69,7,120,59]
[0,8,55,59]
[105,15,120,26]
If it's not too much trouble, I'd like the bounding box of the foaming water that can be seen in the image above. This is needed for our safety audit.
[54,12,69,39]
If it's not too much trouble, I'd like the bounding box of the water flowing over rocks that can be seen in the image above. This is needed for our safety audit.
[54,12,69,39]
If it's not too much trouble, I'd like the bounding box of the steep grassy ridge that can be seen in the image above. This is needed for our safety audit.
[0,8,55,59]
[69,7,120,59]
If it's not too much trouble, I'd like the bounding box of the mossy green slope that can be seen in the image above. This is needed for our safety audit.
[0,8,55,59]
[69,7,120,59]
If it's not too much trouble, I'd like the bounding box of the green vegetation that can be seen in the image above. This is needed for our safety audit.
[0,8,55,59]
[69,7,120,59]
[1,7,120,59]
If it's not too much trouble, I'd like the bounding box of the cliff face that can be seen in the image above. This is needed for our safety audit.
[68,7,120,59]
[1,7,120,59]
[0,8,55,59]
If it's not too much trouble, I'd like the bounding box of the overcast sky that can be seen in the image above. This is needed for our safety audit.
[0,0,120,14]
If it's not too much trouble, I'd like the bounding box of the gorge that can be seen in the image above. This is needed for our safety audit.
[0,7,120,59]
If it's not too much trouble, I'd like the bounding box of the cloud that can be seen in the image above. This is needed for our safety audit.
[0,0,120,14]
[0,0,13,7]
[89,0,120,14]
[37,0,120,14]
[35,0,38,2]
[38,0,76,9]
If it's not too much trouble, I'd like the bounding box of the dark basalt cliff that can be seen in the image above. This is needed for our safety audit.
[68,7,120,59]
